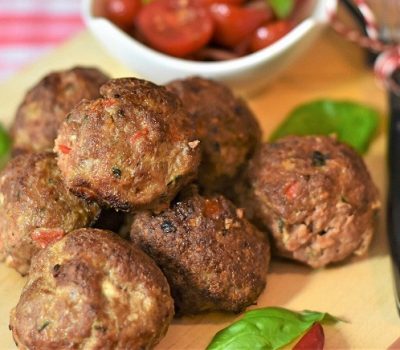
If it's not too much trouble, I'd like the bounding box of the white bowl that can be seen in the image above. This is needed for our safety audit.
[82,0,337,94]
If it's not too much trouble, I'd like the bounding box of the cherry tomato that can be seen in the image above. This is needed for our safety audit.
[249,20,292,52]
[210,4,272,48]
[293,323,325,350]
[136,0,214,57]
[104,0,142,29]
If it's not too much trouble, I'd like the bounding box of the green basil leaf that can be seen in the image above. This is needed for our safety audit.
[0,124,11,169]
[269,99,380,154]
[267,0,294,19]
[206,307,340,350]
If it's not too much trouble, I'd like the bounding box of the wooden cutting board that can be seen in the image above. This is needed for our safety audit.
[0,28,398,349]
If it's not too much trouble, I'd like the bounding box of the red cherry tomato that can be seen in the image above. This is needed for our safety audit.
[136,0,214,57]
[250,20,292,52]
[104,0,142,29]
[293,323,325,350]
[210,4,272,48]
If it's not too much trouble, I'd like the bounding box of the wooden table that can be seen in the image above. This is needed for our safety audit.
[0,28,398,349]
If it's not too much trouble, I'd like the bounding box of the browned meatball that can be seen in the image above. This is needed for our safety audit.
[0,152,100,275]
[11,66,109,154]
[166,76,261,192]
[10,228,174,350]
[130,189,270,315]
[236,135,381,268]
[55,78,201,212]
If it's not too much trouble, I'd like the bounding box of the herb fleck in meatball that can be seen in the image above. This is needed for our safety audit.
[11,66,109,154]
[0,152,100,275]
[166,76,261,192]
[10,228,174,350]
[55,78,201,212]
[130,189,270,315]
[237,135,380,268]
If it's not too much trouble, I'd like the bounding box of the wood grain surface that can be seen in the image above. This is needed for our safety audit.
[0,28,397,349]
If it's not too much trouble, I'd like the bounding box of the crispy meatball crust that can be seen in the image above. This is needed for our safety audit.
[130,190,270,315]
[166,76,262,192]
[11,66,109,154]
[0,152,100,275]
[55,78,201,212]
[10,228,174,350]
[237,135,381,268]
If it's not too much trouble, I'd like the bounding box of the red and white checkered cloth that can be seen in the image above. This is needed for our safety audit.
[0,0,85,82]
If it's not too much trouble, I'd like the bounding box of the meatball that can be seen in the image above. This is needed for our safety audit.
[0,152,100,275]
[237,135,381,268]
[130,189,270,315]
[166,76,261,192]
[9,228,174,350]
[55,78,201,212]
[11,66,109,154]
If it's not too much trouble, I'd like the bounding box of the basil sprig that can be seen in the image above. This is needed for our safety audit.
[0,123,10,169]
[270,99,380,154]
[206,307,340,350]
[267,0,295,19]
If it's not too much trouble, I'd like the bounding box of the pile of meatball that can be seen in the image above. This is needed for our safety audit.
[1,67,380,349]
